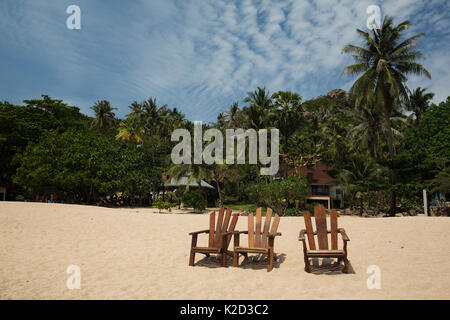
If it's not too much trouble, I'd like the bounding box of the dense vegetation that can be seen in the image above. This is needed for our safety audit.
[1,15,448,215]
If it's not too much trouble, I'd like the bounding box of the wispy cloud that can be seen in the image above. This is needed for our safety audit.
[0,0,448,121]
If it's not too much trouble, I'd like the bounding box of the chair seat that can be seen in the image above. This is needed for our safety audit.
[306,250,345,257]
[191,247,222,253]
[234,246,268,253]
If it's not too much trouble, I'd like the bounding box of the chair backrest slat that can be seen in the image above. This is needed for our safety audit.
[330,210,338,250]
[226,213,239,247]
[314,205,329,250]
[261,208,272,246]
[303,211,316,250]
[246,208,280,249]
[222,208,232,235]
[254,208,263,247]
[269,214,280,234]
[208,211,215,247]
[214,208,225,248]
[248,213,255,247]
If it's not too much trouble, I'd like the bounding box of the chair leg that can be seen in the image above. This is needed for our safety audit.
[233,251,239,267]
[304,255,310,272]
[267,249,274,272]
[189,250,195,266]
[221,252,227,267]
[342,256,349,273]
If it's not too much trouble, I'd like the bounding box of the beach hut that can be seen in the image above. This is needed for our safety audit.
[163,176,215,203]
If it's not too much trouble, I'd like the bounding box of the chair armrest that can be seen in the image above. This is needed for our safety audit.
[268,232,282,239]
[224,231,248,235]
[298,229,307,241]
[338,228,350,241]
[189,229,210,236]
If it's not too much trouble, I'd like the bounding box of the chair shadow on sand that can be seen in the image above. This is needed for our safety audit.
[194,253,287,270]
[308,258,355,275]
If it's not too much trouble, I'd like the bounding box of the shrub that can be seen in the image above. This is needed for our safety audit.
[153,196,176,213]
[15,195,25,201]
[182,190,206,212]
[305,202,321,215]
[285,208,303,216]
[259,174,309,216]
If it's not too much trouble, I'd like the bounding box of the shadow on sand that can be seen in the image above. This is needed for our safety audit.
[307,258,355,275]
[193,253,287,271]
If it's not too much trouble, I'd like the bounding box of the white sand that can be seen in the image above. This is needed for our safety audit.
[0,202,449,300]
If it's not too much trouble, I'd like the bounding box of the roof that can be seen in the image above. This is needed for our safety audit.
[165,177,215,189]
[284,161,337,186]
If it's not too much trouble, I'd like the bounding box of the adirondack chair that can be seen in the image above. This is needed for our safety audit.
[298,205,350,273]
[230,208,281,272]
[189,208,238,267]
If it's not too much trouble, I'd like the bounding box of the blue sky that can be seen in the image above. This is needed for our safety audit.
[1,0,449,122]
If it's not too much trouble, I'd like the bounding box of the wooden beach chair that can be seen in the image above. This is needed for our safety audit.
[188,208,238,267]
[298,205,350,273]
[230,208,281,272]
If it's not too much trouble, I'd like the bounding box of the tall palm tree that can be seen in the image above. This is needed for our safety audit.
[242,87,275,181]
[272,91,303,152]
[342,16,430,157]
[405,87,434,121]
[91,100,117,132]
[342,15,431,215]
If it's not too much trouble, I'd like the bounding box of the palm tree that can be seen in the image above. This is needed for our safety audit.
[342,15,431,215]
[242,87,275,181]
[272,91,303,151]
[115,119,143,144]
[91,100,117,132]
[338,155,379,215]
[168,107,186,130]
[344,102,406,158]
[222,101,240,128]
[405,87,434,121]
[216,112,226,131]
[243,87,274,130]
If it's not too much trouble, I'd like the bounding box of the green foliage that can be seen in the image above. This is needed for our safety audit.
[153,197,177,213]
[13,126,161,204]
[305,202,321,215]
[182,190,207,212]
[0,96,89,198]
[285,208,304,216]
[257,174,309,216]
[400,98,450,177]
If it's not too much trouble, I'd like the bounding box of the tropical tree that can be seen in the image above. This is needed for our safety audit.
[345,102,406,158]
[222,101,241,129]
[242,87,274,130]
[272,91,303,152]
[116,119,143,144]
[342,15,431,215]
[405,87,434,121]
[91,100,117,132]
[337,155,380,215]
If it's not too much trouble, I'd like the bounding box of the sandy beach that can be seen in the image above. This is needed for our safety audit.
[0,202,449,300]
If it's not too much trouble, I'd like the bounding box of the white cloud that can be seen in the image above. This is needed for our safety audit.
[0,0,448,120]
